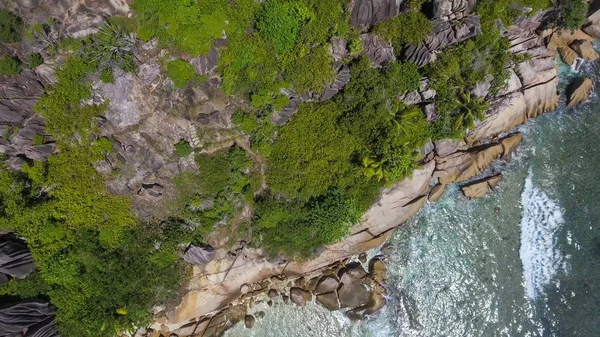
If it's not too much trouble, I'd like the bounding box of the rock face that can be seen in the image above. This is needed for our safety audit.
[430,0,477,19]
[0,234,36,284]
[0,300,59,337]
[0,70,56,169]
[402,15,481,67]
[567,77,594,108]
[289,288,312,306]
[350,0,402,28]
[461,174,503,199]
[570,40,599,61]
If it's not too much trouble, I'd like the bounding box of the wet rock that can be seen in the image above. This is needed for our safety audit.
[428,183,446,203]
[500,133,523,161]
[358,253,368,264]
[305,277,320,292]
[461,174,503,199]
[256,311,265,319]
[315,276,339,294]
[369,258,386,282]
[337,279,371,309]
[244,315,255,328]
[567,77,594,108]
[268,289,278,298]
[290,288,312,306]
[316,292,340,311]
[570,40,599,61]
[558,45,578,65]
[346,284,387,320]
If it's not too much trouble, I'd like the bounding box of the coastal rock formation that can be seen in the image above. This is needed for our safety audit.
[567,77,594,108]
[460,174,503,199]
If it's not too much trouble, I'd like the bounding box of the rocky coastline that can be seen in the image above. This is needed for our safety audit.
[0,1,599,337]
[145,5,600,337]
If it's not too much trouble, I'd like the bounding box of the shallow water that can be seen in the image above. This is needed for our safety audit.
[225,59,600,337]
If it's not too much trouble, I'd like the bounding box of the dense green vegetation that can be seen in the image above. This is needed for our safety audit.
[166,59,203,88]
[1,0,591,334]
[0,56,21,75]
[0,9,22,43]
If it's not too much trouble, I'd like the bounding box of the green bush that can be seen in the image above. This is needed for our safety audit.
[166,59,202,88]
[28,53,44,68]
[0,9,22,43]
[175,139,193,157]
[0,56,22,75]
[256,0,310,54]
[374,11,432,47]
[556,0,588,30]
[254,189,361,256]
[99,67,114,83]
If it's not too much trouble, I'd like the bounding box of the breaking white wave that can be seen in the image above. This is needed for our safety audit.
[519,171,565,300]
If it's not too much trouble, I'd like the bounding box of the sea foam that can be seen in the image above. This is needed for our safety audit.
[519,171,565,300]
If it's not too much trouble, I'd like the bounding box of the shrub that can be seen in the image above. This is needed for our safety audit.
[28,53,44,68]
[0,56,22,75]
[256,0,311,54]
[254,189,361,256]
[374,11,432,47]
[166,59,202,88]
[0,10,22,43]
[556,0,588,30]
[99,67,114,83]
[175,139,192,157]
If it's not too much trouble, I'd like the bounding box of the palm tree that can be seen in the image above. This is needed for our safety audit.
[454,90,488,131]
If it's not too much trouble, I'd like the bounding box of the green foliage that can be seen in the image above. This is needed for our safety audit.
[254,189,360,256]
[257,0,310,54]
[132,0,255,55]
[83,20,136,72]
[175,146,260,231]
[0,9,22,43]
[267,101,362,199]
[99,67,114,83]
[374,11,432,47]
[476,0,551,28]
[28,53,44,68]
[175,139,193,157]
[556,0,588,30]
[166,59,203,88]
[232,110,260,135]
[0,56,22,75]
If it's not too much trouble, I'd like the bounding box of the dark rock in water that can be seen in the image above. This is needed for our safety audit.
[338,279,371,309]
[369,258,386,282]
[183,244,215,265]
[0,300,59,337]
[567,77,594,108]
[289,288,312,306]
[267,289,278,298]
[350,0,402,28]
[316,292,340,311]
[244,315,255,329]
[315,276,339,294]
[0,234,36,281]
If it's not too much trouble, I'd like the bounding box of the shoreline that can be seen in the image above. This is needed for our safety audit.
[148,9,600,337]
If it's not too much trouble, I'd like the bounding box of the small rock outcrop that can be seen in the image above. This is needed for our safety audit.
[570,40,599,61]
[289,288,312,306]
[460,174,503,199]
[244,315,255,329]
[428,183,446,203]
[182,244,215,266]
[567,77,594,108]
